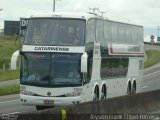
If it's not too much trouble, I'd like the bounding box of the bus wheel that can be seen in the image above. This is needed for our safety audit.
[131,82,136,94]
[127,82,131,95]
[93,86,99,101]
[101,85,107,100]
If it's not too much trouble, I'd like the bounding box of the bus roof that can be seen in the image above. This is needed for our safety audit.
[30,12,102,20]
[30,12,142,27]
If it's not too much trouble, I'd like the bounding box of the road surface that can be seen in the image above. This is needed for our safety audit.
[0,79,19,87]
[142,65,160,92]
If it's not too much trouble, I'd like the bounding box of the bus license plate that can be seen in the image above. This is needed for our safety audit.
[43,100,54,105]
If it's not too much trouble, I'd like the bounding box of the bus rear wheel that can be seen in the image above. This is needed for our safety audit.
[93,86,99,101]
[131,82,136,94]
[101,85,107,100]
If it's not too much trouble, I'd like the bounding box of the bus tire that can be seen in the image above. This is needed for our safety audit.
[101,85,107,100]
[127,82,131,95]
[93,86,99,101]
[131,81,136,94]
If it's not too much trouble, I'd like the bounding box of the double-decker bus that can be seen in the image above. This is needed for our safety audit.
[20,12,144,110]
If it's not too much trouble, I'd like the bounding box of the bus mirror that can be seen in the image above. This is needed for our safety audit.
[81,52,88,73]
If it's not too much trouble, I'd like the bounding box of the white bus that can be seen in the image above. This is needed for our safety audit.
[20,12,144,110]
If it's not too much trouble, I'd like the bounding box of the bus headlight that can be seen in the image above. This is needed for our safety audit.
[20,85,34,96]
[21,90,34,96]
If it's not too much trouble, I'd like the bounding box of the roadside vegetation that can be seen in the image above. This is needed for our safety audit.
[0,84,20,96]
[0,70,19,82]
[0,36,21,70]
[144,50,160,68]
[0,36,21,82]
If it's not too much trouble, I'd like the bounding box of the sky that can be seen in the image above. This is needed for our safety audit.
[0,0,160,36]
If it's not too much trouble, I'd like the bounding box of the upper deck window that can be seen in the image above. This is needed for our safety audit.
[24,18,85,46]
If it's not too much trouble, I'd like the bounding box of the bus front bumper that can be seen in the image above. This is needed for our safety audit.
[20,94,82,106]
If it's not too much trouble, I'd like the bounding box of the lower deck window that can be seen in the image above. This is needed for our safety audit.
[101,58,129,79]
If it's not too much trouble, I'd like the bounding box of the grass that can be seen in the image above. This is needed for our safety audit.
[0,84,20,96]
[0,36,21,82]
[144,50,160,68]
[0,70,20,82]
[0,36,21,69]
[0,37,21,57]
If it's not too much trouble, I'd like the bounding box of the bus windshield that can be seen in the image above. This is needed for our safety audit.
[24,18,85,46]
[20,53,82,87]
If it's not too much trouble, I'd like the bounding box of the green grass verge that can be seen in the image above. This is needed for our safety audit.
[0,84,20,96]
[0,37,21,58]
[0,70,20,82]
[144,50,160,68]
[0,36,21,69]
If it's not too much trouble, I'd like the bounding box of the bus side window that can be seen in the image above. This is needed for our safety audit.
[83,58,92,84]
[101,58,129,78]
[111,22,118,43]
[104,21,112,43]
[86,19,95,44]
[96,19,104,42]
[88,58,93,80]
[118,23,126,44]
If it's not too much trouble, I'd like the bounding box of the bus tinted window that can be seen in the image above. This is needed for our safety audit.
[126,24,132,43]
[86,19,95,43]
[104,21,112,42]
[101,58,129,78]
[131,26,138,44]
[24,19,85,46]
[96,19,104,42]
[111,22,119,43]
[20,53,82,87]
[20,53,50,86]
[138,27,143,43]
[118,23,126,43]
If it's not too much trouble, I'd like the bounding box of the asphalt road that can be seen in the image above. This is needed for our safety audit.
[0,94,36,114]
[142,66,160,92]
[0,79,19,87]
[0,99,36,114]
